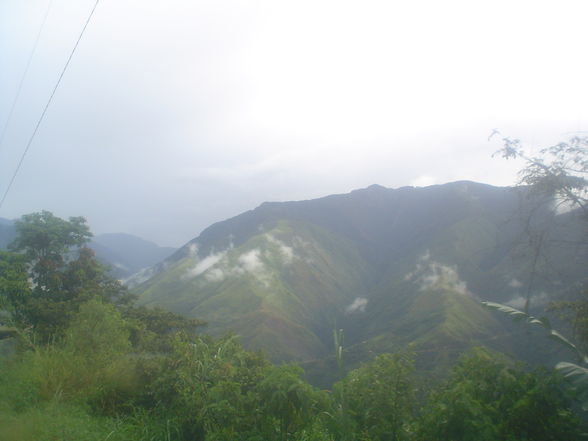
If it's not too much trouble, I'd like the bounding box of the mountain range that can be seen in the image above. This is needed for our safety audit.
[4,182,585,382]
[135,181,588,379]
[90,233,176,279]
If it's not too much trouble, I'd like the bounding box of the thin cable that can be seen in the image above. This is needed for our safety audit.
[0,0,53,149]
[0,0,101,210]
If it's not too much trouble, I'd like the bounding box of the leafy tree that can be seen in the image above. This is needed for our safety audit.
[149,333,269,440]
[332,352,415,441]
[255,364,320,441]
[494,135,588,313]
[550,292,588,352]
[418,348,584,441]
[123,305,204,352]
[65,299,131,363]
[495,135,588,214]
[490,135,588,410]
[4,212,133,340]
[9,211,92,292]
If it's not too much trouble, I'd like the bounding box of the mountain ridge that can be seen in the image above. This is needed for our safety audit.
[136,180,579,372]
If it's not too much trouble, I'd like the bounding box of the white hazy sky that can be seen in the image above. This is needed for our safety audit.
[1,0,587,246]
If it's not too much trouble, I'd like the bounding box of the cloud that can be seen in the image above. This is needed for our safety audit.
[410,175,437,187]
[186,247,269,285]
[187,243,198,257]
[124,265,160,287]
[346,297,368,314]
[265,233,296,264]
[186,251,226,278]
[3,0,588,249]
[238,249,264,273]
[204,267,226,282]
[406,252,470,296]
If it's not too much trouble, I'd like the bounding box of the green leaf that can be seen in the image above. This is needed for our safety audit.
[482,301,588,363]
[556,362,588,406]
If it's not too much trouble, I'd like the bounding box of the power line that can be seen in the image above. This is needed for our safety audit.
[0,0,53,150]
[0,0,101,211]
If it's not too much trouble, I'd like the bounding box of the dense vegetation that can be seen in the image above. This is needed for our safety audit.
[1,211,586,440]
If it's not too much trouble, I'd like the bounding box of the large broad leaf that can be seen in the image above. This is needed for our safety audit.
[556,362,588,410]
[482,301,588,363]
[481,302,532,322]
[484,301,588,410]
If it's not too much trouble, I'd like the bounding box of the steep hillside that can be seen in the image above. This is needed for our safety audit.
[140,220,373,360]
[136,181,588,368]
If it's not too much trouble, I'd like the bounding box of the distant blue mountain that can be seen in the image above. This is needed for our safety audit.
[91,233,176,279]
[0,218,174,280]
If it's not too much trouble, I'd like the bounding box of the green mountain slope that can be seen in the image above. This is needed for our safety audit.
[135,181,588,369]
[139,220,373,360]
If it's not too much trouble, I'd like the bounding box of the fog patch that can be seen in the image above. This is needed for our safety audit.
[187,251,226,278]
[124,263,167,287]
[410,175,436,187]
[182,245,271,286]
[187,243,198,258]
[265,234,296,264]
[205,267,226,282]
[238,249,264,273]
[236,248,271,287]
[205,248,267,284]
[113,262,128,271]
[292,235,312,249]
[346,297,368,314]
[405,252,469,296]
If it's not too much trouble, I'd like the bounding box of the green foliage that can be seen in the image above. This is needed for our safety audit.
[124,305,205,352]
[495,135,588,213]
[332,352,415,441]
[418,348,584,441]
[4,212,134,341]
[150,333,270,440]
[64,299,130,363]
[0,251,30,326]
[0,300,138,413]
[556,362,588,411]
[550,291,588,352]
[256,364,322,441]
[1,209,587,440]
[482,301,588,363]
[0,401,138,441]
[137,219,371,362]
[9,211,92,291]
[483,301,588,413]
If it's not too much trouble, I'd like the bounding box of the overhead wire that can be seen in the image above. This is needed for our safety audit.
[0,0,101,211]
[0,0,54,150]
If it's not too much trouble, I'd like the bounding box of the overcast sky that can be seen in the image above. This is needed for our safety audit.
[1,0,587,246]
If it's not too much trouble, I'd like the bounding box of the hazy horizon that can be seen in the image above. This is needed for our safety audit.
[1,0,586,246]
[0,179,516,247]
